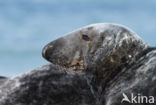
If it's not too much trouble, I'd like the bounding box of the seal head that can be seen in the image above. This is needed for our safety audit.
[42,23,148,73]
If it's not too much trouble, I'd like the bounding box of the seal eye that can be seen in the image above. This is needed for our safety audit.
[82,35,90,41]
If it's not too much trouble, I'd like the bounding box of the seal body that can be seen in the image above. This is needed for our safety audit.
[0,64,97,105]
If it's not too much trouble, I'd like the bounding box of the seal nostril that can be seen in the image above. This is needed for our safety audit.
[42,44,55,62]
[42,46,49,60]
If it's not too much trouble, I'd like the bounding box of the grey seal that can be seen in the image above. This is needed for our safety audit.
[42,23,156,105]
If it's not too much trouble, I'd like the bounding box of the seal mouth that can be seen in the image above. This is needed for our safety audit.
[48,57,87,71]
[68,59,87,71]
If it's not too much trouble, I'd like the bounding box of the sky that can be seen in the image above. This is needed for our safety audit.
[0,0,156,76]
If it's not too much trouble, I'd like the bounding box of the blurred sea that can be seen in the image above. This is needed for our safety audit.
[0,0,156,76]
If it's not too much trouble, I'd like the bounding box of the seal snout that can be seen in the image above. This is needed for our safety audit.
[42,38,67,63]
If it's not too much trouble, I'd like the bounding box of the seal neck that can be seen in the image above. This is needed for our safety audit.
[85,47,156,105]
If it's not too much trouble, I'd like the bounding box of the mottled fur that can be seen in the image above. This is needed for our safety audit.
[0,64,97,105]
[0,23,156,105]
